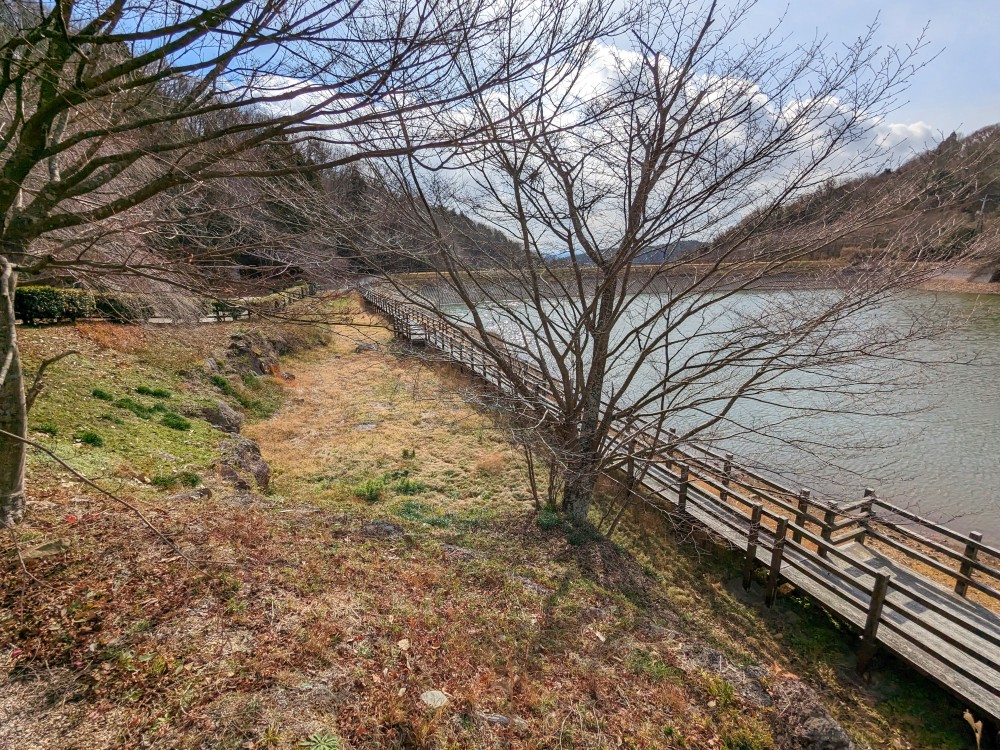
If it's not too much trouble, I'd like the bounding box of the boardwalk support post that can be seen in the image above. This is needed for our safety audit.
[792,489,811,544]
[955,531,984,597]
[743,503,763,591]
[765,518,789,608]
[857,573,891,673]
[677,463,690,512]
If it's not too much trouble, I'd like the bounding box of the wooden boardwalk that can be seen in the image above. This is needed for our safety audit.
[361,288,1000,726]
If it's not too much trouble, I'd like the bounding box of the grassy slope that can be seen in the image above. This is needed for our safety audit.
[0,296,975,750]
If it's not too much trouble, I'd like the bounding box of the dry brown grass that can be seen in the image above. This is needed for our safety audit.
[474,451,509,476]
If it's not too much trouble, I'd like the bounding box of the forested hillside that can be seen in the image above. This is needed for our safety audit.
[713,124,1000,268]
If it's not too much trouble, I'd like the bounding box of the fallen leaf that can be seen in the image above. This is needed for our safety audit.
[594,630,606,643]
[397,638,410,651]
[22,539,70,560]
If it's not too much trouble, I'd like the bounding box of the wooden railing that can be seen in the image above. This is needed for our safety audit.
[361,286,1000,721]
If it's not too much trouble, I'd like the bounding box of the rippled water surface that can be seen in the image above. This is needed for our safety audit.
[445,289,1000,538]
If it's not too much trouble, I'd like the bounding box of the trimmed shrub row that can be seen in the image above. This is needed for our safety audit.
[15,286,154,324]
[16,282,316,325]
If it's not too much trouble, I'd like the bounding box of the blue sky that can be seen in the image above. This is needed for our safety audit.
[736,1,1000,137]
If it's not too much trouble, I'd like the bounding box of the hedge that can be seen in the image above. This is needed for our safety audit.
[14,286,153,324]
[14,286,97,324]
[16,282,316,324]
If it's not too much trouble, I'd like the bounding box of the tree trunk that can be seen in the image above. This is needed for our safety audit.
[562,458,600,522]
[0,259,26,527]
[560,281,618,522]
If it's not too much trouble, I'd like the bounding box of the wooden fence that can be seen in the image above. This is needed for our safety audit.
[361,287,1000,725]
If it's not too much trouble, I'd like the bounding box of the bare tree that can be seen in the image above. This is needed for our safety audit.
[0,0,615,525]
[370,0,987,522]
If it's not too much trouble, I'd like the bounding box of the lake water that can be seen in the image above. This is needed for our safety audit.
[442,289,1000,539]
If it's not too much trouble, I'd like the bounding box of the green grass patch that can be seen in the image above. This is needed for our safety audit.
[628,650,684,683]
[151,471,201,490]
[91,388,114,401]
[209,372,281,419]
[160,412,191,431]
[99,413,124,425]
[394,500,455,528]
[33,421,59,436]
[136,385,171,398]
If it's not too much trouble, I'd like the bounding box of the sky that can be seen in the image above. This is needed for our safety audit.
[735,1,1000,139]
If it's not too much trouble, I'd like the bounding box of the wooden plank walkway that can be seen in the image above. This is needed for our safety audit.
[361,287,1000,725]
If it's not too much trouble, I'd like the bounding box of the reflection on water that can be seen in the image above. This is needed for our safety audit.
[444,289,1000,538]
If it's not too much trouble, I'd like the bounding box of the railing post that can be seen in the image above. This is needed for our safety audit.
[857,488,876,545]
[743,503,763,591]
[955,531,984,597]
[765,517,788,608]
[666,428,678,470]
[792,489,811,543]
[676,463,689,512]
[719,453,734,503]
[857,573,891,673]
[819,507,836,559]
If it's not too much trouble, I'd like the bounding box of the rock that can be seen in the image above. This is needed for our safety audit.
[194,400,243,434]
[204,357,222,374]
[510,574,553,597]
[441,544,476,561]
[768,677,855,750]
[167,487,212,502]
[477,712,509,726]
[420,690,449,708]
[356,423,377,431]
[361,520,405,539]
[217,437,270,492]
[227,330,284,378]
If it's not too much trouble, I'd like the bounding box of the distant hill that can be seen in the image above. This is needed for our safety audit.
[550,239,706,266]
[713,124,1000,268]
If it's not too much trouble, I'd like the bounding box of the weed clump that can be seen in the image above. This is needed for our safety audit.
[99,413,124,424]
[160,412,192,431]
[353,478,385,503]
[392,476,427,496]
[536,507,561,531]
[75,430,104,447]
[91,388,113,401]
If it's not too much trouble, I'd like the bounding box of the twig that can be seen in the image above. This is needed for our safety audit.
[25,350,79,412]
[6,527,57,589]
[0,428,216,569]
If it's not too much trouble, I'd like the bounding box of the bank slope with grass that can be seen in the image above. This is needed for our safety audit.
[0,295,978,750]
